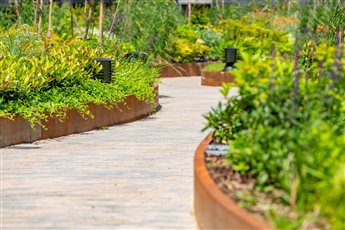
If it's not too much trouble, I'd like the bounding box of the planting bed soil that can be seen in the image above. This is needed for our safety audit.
[201,70,235,86]
[194,134,272,230]
[195,134,330,230]
[205,155,276,223]
[159,62,208,78]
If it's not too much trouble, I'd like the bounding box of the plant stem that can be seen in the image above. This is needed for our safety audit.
[48,0,53,37]
[187,0,191,24]
[84,0,95,39]
[69,0,74,37]
[38,0,43,33]
[108,0,122,39]
[99,0,104,47]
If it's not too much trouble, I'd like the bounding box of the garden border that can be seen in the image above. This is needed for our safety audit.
[194,133,274,229]
[201,70,235,86]
[0,84,159,148]
[158,62,208,78]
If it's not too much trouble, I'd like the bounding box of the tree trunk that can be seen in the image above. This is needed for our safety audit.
[48,0,53,37]
[69,0,74,37]
[187,0,191,24]
[108,0,121,39]
[33,0,38,29]
[38,0,43,33]
[98,0,104,46]
[84,0,95,39]
[84,0,87,16]
[15,0,23,25]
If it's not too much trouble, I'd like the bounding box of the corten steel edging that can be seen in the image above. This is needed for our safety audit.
[201,70,235,87]
[194,133,274,230]
[0,84,159,148]
[0,115,42,148]
[159,62,208,78]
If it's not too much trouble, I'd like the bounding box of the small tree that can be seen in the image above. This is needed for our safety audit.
[84,0,95,39]
[48,0,53,37]
[98,0,104,46]
[14,0,23,25]
[187,0,191,24]
[108,0,122,39]
[38,0,43,33]
[33,0,38,28]
[70,0,74,36]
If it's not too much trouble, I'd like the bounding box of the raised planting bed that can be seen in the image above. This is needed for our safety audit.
[201,70,235,86]
[0,84,159,148]
[194,133,273,230]
[158,62,208,78]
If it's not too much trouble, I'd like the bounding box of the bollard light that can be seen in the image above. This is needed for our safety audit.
[223,47,238,72]
[94,58,114,83]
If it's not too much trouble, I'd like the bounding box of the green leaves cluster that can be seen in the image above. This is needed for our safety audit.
[0,27,159,127]
[166,17,293,63]
[215,19,293,58]
[0,27,101,94]
[166,24,210,63]
[203,45,345,229]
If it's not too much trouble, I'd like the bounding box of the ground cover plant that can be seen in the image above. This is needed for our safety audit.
[0,27,158,127]
[202,62,224,71]
[203,2,345,229]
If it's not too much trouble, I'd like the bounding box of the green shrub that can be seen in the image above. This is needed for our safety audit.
[203,44,345,228]
[166,24,210,63]
[0,27,159,127]
[215,19,293,58]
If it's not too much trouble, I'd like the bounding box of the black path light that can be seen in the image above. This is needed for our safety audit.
[124,52,148,62]
[223,47,238,72]
[93,58,114,83]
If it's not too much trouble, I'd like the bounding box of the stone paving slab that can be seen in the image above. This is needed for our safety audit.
[1,77,236,229]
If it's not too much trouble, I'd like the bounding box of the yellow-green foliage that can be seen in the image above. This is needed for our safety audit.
[204,47,345,229]
[203,62,225,71]
[0,27,159,126]
[166,17,293,63]
[215,19,293,57]
[166,24,209,63]
[0,28,102,93]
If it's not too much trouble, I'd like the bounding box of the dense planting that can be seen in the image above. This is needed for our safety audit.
[0,28,158,127]
[167,18,293,63]
[203,3,345,229]
[0,1,344,229]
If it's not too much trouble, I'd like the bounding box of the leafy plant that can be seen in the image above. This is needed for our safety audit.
[203,43,345,228]
[166,24,210,63]
[0,27,158,127]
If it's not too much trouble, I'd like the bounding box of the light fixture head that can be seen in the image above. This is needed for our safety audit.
[223,47,238,72]
[94,58,114,83]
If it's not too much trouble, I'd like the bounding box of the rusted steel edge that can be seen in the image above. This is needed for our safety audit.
[0,84,159,148]
[201,70,235,87]
[158,62,208,78]
[194,133,274,230]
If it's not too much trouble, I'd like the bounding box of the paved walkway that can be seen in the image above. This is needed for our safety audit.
[1,77,233,229]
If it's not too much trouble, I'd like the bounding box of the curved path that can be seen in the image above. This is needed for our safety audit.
[1,77,233,229]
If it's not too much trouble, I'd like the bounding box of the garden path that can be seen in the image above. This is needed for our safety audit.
[1,77,234,229]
